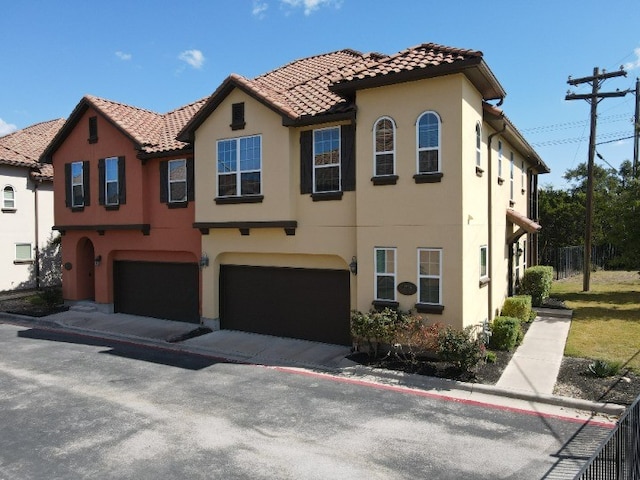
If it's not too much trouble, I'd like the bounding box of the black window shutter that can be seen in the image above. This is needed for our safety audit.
[82,160,91,206]
[118,156,126,204]
[341,124,356,191]
[64,163,71,208]
[187,158,195,201]
[98,158,105,205]
[300,130,313,194]
[159,160,168,203]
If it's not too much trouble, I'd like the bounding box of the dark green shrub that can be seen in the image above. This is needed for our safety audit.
[520,266,553,306]
[588,359,622,378]
[36,287,63,307]
[350,308,404,358]
[437,326,485,372]
[501,295,532,323]
[489,316,521,351]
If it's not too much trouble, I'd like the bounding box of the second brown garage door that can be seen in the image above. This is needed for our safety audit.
[220,265,351,345]
[114,261,199,323]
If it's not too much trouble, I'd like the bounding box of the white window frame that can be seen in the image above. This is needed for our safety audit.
[521,159,525,192]
[15,243,32,261]
[168,159,188,203]
[509,151,515,202]
[105,157,119,206]
[71,161,84,208]
[480,245,488,280]
[417,248,442,305]
[216,135,262,197]
[416,111,442,174]
[497,141,503,179]
[373,116,396,177]
[3,185,15,210]
[313,126,341,193]
[475,123,482,167]
[374,247,397,301]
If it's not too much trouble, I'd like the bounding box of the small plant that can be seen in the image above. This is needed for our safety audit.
[501,295,533,323]
[520,266,553,306]
[588,359,622,378]
[37,287,63,307]
[489,316,521,351]
[485,351,497,363]
[437,325,485,372]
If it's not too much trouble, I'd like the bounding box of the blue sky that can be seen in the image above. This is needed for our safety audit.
[2,0,639,188]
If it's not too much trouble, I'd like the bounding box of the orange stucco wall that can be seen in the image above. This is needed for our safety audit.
[51,107,201,311]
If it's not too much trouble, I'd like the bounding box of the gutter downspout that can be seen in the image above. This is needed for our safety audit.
[487,120,506,323]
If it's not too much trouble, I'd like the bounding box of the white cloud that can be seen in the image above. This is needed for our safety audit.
[115,51,132,61]
[252,0,268,18]
[624,47,640,71]
[178,49,205,69]
[0,118,17,137]
[280,0,341,16]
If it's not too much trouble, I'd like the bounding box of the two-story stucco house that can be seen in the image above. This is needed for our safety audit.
[178,43,548,345]
[0,119,64,292]
[41,95,206,322]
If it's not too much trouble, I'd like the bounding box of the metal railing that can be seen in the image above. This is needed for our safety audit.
[574,394,640,479]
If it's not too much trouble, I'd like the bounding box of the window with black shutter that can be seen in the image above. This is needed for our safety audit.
[160,158,193,208]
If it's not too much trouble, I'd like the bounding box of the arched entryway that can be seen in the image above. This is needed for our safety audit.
[76,237,95,300]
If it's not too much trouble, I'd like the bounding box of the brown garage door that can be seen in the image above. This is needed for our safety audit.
[220,265,351,345]
[114,261,199,323]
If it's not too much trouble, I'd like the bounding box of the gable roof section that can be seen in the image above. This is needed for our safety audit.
[0,118,65,181]
[330,43,506,100]
[41,95,206,163]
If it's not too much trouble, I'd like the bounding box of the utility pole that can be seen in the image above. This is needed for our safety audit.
[634,78,639,178]
[566,67,629,292]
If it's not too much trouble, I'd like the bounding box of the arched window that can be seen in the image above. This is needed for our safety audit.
[373,117,396,176]
[3,186,15,210]
[475,123,482,167]
[416,111,441,174]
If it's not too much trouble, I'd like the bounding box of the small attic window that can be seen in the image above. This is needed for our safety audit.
[88,116,98,144]
[231,103,245,130]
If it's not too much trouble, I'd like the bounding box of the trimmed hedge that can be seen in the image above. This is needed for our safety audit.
[520,265,553,306]
[501,295,532,323]
[489,316,521,351]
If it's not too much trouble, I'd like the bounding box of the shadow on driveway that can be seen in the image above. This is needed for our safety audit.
[17,328,227,371]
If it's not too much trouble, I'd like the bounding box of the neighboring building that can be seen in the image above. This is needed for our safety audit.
[178,43,549,345]
[0,119,64,292]
[41,95,206,322]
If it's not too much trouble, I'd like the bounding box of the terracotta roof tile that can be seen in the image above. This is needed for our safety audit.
[0,119,65,180]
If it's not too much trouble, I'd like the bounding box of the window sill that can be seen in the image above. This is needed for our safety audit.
[497,177,505,185]
[13,260,34,265]
[415,303,444,314]
[105,205,120,211]
[88,136,98,144]
[372,300,399,311]
[371,175,398,186]
[1,208,16,213]
[71,206,85,212]
[476,166,484,177]
[215,195,264,205]
[230,122,246,131]
[167,201,189,209]
[413,172,443,184]
[312,191,343,202]
[479,277,490,288]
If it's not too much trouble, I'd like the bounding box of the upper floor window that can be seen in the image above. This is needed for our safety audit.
[418,248,442,305]
[480,245,488,280]
[373,117,396,177]
[217,135,262,197]
[3,186,15,210]
[510,152,515,202]
[374,247,396,302]
[88,116,98,144]
[72,161,86,208]
[498,141,503,180]
[521,160,526,192]
[98,156,126,207]
[475,123,482,167]
[313,127,341,193]
[159,158,194,207]
[416,111,441,174]
[169,159,188,202]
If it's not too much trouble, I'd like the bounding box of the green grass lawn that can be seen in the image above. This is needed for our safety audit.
[550,270,640,372]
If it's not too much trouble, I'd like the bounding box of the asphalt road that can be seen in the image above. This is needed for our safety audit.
[0,322,611,479]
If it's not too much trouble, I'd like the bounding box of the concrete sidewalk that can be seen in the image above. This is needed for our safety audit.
[496,308,574,395]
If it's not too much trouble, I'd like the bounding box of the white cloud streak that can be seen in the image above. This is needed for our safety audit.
[178,49,205,69]
[624,47,640,71]
[252,1,268,18]
[115,51,132,61]
[280,0,341,16]
[0,118,17,137]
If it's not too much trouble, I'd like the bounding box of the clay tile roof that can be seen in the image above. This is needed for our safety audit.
[332,42,483,86]
[148,97,207,154]
[0,119,65,181]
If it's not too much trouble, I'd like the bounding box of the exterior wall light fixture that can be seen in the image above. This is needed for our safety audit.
[200,252,209,268]
[94,255,102,266]
[349,256,358,275]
